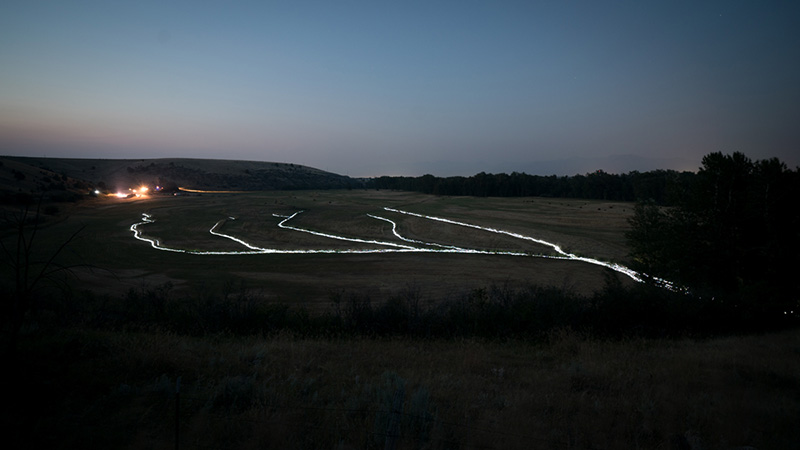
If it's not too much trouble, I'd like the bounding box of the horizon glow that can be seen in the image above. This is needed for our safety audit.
[3,1,799,176]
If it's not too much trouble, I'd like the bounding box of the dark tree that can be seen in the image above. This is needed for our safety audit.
[627,152,800,317]
[369,169,695,204]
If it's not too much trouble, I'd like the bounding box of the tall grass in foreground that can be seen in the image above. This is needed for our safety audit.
[6,327,800,449]
[3,280,799,449]
[31,274,799,340]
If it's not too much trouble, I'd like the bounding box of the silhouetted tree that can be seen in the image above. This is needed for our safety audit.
[627,152,800,318]
[368,169,695,203]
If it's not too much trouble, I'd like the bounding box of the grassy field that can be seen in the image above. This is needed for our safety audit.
[4,190,799,449]
[17,189,640,304]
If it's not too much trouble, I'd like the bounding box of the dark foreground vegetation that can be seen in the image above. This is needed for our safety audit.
[626,152,800,318]
[3,280,800,450]
[20,276,799,342]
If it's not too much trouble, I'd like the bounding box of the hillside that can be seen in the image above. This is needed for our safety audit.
[0,156,360,198]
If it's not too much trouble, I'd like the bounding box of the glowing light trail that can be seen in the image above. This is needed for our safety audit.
[383,207,680,290]
[367,214,466,251]
[130,213,263,255]
[209,218,265,251]
[128,207,680,291]
[130,212,530,256]
[384,207,643,280]
[276,211,417,250]
[130,214,187,253]
[178,187,250,193]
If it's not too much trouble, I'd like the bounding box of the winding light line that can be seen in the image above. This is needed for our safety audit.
[382,207,680,290]
[383,207,643,280]
[130,212,531,257]
[367,214,465,250]
[130,213,266,255]
[129,207,681,291]
[276,211,417,250]
[209,218,265,251]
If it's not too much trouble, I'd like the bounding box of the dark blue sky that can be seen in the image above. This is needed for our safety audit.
[1,1,798,176]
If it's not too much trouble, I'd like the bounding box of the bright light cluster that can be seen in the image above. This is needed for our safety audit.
[130,186,149,197]
[111,185,159,199]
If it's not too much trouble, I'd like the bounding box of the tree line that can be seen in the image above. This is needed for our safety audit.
[626,152,799,315]
[367,169,696,205]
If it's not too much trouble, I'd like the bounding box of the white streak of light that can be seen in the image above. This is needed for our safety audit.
[129,208,682,291]
[209,218,266,251]
[367,214,467,251]
[275,211,418,250]
[383,207,653,284]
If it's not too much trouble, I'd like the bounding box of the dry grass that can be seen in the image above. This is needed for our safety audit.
[9,328,800,449]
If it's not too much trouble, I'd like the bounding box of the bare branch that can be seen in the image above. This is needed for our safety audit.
[29,224,86,293]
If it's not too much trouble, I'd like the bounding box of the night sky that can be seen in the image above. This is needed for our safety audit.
[1,1,798,176]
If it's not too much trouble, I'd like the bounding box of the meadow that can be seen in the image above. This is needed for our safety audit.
[3,189,799,449]
[55,189,639,303]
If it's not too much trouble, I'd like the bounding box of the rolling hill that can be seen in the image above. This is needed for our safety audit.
[0,156,362,200]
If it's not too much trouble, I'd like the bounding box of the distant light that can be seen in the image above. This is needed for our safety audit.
[93,189,100,195]
[116,192,127,198]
